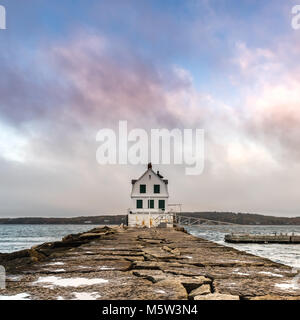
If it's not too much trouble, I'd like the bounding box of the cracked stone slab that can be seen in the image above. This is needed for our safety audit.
[132,270,171,283]
[21,259,133,274]
[177,276,212,293]
[194,293,240,300]
[153,280,188,300]
[214,277,300,298]
[189,284,211,298]
[141,248,177,260]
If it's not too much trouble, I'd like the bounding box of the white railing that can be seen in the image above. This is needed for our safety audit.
[152,212,176,225]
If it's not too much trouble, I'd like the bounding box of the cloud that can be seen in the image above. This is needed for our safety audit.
[229,41,300,163]
[1,26,300,217]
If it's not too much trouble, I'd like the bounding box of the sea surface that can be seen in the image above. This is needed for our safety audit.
[0,224,101,253]
[186,225,300,269]
[0,224,299,269]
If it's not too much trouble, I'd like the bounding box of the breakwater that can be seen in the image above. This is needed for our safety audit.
[0,226,299,300]
[225,234,300,244]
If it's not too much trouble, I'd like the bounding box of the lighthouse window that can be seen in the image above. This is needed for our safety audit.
[154,184,160,194]
[140,184,146,193]
[136,200,143,209]
[159,200,165,210]
[148,199,154,209]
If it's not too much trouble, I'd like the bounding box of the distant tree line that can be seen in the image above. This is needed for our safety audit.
[0,215,127,225]
[0,212,299,225]
[179,212,300,225]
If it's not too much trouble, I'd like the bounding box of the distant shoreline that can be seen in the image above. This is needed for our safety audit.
[0,212,299,225]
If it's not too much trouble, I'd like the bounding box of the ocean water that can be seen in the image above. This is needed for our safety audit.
[0,224,101,253]
[186,225,300,269]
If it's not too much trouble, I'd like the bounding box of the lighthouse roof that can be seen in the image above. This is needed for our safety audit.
[131,163,168,185]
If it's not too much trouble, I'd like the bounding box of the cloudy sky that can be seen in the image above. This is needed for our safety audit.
[0,0,300,217]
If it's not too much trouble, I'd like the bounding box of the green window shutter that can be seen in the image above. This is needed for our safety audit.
[140,184,146,193]
[136,200,143,209]
[159,200,165,210]
[154,184,160,194]
[148,199,154,209]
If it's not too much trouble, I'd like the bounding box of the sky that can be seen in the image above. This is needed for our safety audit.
[0,0,300,217]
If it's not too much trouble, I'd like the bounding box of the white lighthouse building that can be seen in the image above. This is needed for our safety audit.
[128,163,174,228]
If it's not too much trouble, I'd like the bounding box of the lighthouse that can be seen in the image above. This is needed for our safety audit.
[127,163,174,228]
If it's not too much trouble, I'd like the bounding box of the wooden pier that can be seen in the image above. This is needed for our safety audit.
[225,233,300,244]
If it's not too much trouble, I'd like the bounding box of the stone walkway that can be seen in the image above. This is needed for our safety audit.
[0,226,299,300]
